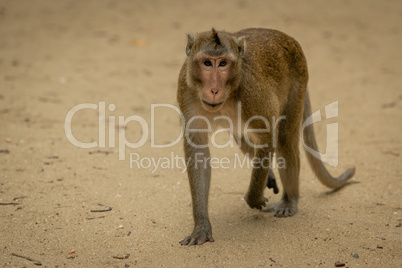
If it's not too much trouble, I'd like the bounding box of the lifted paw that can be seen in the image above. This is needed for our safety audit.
[267,170,279,194]
[244,195,268,210]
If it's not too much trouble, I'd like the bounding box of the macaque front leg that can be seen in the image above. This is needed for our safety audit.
[180,138,214,246]
[238,136,279,195]
[244,147,273,210]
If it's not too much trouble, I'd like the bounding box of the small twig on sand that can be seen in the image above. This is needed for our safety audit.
[10,253,42,266]
[86,215,106,220]
[91,203,112,213]
[13,196,27,201]
[0,202,19,205]
[112,254,130,259]
[382,150,400,157]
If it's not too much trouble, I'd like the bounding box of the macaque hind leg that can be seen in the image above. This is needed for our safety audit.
[263,135,300,216]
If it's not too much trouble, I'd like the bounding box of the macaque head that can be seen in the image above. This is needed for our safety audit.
[185,28,245,112]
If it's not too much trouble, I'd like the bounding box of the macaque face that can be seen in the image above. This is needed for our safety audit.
[194,54,235,112]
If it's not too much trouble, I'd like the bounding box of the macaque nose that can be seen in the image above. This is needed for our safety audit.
[211,88,218,95]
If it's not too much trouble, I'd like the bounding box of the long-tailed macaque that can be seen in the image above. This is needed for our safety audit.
[177,28,355,246]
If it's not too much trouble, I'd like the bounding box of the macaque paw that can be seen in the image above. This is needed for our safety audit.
[267,172,279,194]
[262,198,297,217]
[244,195,268,210]
[180,228,214,246]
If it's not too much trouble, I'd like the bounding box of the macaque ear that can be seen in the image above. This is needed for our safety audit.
[211,28,221,46]
[186,34,195,56]
[233,36,246,58]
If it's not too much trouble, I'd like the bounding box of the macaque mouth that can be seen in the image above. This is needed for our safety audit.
[202,100,224,108]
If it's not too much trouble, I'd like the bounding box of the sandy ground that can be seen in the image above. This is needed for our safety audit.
[0,0,401,267]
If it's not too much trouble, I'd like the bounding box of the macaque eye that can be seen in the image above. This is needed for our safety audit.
[204,60,212,67]
[219,60,227,67]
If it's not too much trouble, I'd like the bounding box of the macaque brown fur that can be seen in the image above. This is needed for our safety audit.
[177,28,355,246]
